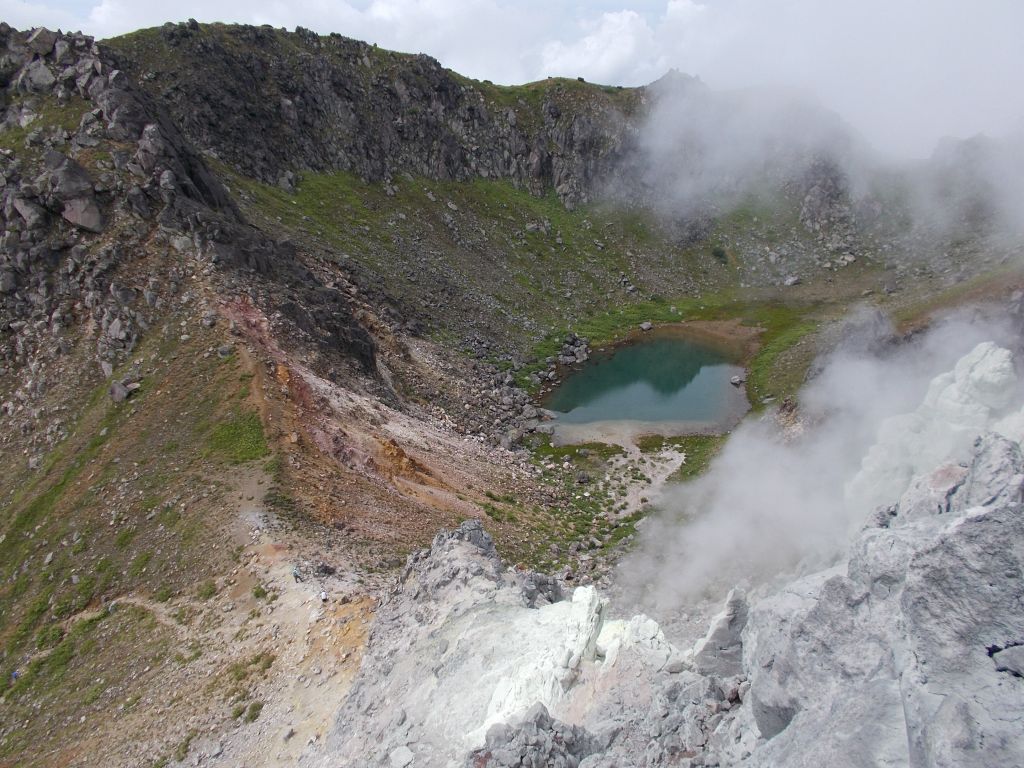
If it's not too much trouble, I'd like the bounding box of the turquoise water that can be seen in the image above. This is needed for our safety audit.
[543,336,748,428]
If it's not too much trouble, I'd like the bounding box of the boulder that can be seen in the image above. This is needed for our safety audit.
[26,27,58,55]
[0,270,16,294]
[20,59,55,92]
[109,380,128,402]
[691,588,748,677]
[52,39,70,64]
[314,521,617,766]
[49,156,95,199]
[388,746,413,768]
[61,196,104,232]
[992,646,1024,677]
[464,703,599,768]
[13,197,46,228]
[950,433,1024,510]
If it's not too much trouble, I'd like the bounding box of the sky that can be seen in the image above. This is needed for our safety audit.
[3,0,1023,157]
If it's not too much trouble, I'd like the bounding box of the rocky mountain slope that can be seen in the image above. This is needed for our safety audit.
[0,19,1022,768]
[108,21,642,208]
[0,23,377,383]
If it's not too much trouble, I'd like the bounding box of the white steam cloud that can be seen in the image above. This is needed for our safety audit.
[621,74,864,218]
[910,131,1024,240]
[625,73,1024,245]
[617,307,1024,615]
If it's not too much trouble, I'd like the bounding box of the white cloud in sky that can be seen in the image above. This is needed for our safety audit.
[542,10,663,85]
[1,0,1022,156]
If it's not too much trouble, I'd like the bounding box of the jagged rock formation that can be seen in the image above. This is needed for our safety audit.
[845,341,1018,514]
[106,23,880,228]
[311,521,608,766]
[0,22,376,393]
[108,22,642,208]
[306,518,729,768]
[740,430,1024,767]
[305,343,1024,767]
[465,703,602,768]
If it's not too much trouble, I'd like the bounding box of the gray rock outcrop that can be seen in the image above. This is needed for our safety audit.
[691,587,748,678]
[308,426,1024,768]
[466,704,600,768]
[739,432,1024,768]
[0,23,377,391]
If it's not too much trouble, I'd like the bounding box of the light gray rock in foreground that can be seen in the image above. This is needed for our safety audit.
[740,432,1024,768]
[305,433,1024,768]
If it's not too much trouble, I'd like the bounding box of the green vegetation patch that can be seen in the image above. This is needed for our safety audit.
[196,579,217,600]
[746,318,819,404]
[530,440,626,464]
[637,434,728,482]
[215,163,731,357]
[520,294,821,408]
[207,410,269,463]
[0,315,284,766]
[0,95,92,157]
[5,612,107,700]
[601,510,645,552]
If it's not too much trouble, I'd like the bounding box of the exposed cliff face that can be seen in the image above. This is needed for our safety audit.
[741,429,1024,768]
[104,25,874,225]
[107,22,643,208]
[0,22,376,396]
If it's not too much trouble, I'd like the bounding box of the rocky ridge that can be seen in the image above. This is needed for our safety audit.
[108,21,640,209]
[0,23,393,471]
[106,22,879,235]
[101,21,1024,340]
[0,22,376,383]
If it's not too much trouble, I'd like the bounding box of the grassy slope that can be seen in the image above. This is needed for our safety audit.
[0,94,92,160]
[220,166,846,408]
[219,164,727,342]
[0,322,271,765]
[106,22,874,408]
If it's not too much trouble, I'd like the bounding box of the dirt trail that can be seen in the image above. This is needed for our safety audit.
[133,460,378,768]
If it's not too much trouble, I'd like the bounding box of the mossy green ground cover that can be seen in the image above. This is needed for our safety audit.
[0,322,273,764]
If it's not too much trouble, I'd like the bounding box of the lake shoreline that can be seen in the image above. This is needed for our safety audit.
[549,417,732,448]
[540,324,752,445]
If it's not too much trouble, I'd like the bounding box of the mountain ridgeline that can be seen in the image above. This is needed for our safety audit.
[4,19,1016,390]
[107,21,643,208]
